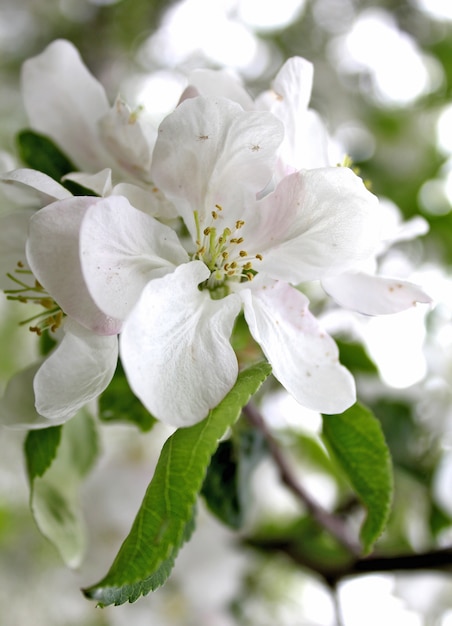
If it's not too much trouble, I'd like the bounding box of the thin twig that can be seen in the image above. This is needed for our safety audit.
[243,402,361,556]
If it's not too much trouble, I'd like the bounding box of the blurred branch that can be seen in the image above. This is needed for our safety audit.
[243,402,361,557]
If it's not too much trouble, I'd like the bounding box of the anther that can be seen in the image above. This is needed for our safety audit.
[204,227,211,236]
[215,204,223,211]
[211,211,218,219]
[236,220,245,229]
[239,250,248,258]
[256,254,263,261]
[222,251,229,259]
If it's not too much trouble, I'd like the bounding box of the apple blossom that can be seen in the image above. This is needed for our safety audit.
[76,96,392,427]
[0,201,120,427]
[21,40,160,188]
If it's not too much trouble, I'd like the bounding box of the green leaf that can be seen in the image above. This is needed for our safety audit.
[83,361,272,606]
[99,361,156,432]
[201,424,266,529]
[335,338,378,374]
[24,425,62,481]
[322,403,393,554]
[27,410,99,568]
[16,130,77,181]
[16,129,96,196]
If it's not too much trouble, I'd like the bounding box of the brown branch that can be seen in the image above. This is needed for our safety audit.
[246,537,452,587]
[243,402,361,557]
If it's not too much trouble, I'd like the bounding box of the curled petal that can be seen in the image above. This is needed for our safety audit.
[26,196,122,334]
[21,39,110,171]
[80,195,189,320]
[120,261,241,427]
[63,169,113,197]
[1,168,72,202]
[34,318,118,421]
[322,272,432,315]
[242,280,356,414]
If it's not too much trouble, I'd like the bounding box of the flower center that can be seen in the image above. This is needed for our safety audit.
[192,205,263,298]
[3,262,64,335]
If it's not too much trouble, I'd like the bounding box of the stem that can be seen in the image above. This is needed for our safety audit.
[243,402,361,556]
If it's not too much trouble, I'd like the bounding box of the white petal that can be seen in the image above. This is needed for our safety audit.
[80,195,188,320]
[21,40,110,171]
[1,168,72,201]
[98,97,155,181]
[120,261,241,427]
[0,210,33,289]
[63,169,113,197]
[242,281,356,414]
[256,57,332,170]
[322,272,432,315]
[151,96,283,239]
[111,182,178,219]
[0,363,68,429]
[34,318,118,421]
[26,196,122,334]
[187,68,255,110]
[257,168,381,284]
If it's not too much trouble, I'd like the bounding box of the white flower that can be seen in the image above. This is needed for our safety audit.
[0,203,119,428]
[78,97,386,427]
[21,39,156,185]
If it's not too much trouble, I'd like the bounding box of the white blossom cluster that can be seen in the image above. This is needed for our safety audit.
[0,40,431,429]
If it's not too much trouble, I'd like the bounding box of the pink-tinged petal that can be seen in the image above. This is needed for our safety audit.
[26,197,122,335]
[187,68,255,110]
[80,196,188,321]
[242,280,356,414]
[0,210,33,289]
[151,97,283,239]
[322,272,432,315]
[255,168,380,284]
[120,261,241,427]
[21,40,111,171]
[34,318,118,421]
[0,363,69,429]
[1,168,72,202]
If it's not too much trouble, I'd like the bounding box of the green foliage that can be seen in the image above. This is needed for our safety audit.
[24,425,62,480]
[335,337,378,374]
[16,129,96,195]
[201,421,267,529]
[99,361,156,432]
[322,403,393,554]
[25,410,99,568]
[83,361,272,606]
[16,129,76,181]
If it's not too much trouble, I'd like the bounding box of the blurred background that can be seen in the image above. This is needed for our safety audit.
[1,0,452,624]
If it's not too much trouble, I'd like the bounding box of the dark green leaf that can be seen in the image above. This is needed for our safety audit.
[24,426,62,481]
[99,361,156,432]
[83,361,272,606]
[16,130,77,181]
[335,338,378,374]
[322,403,393,554]
[201,422,266,529]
